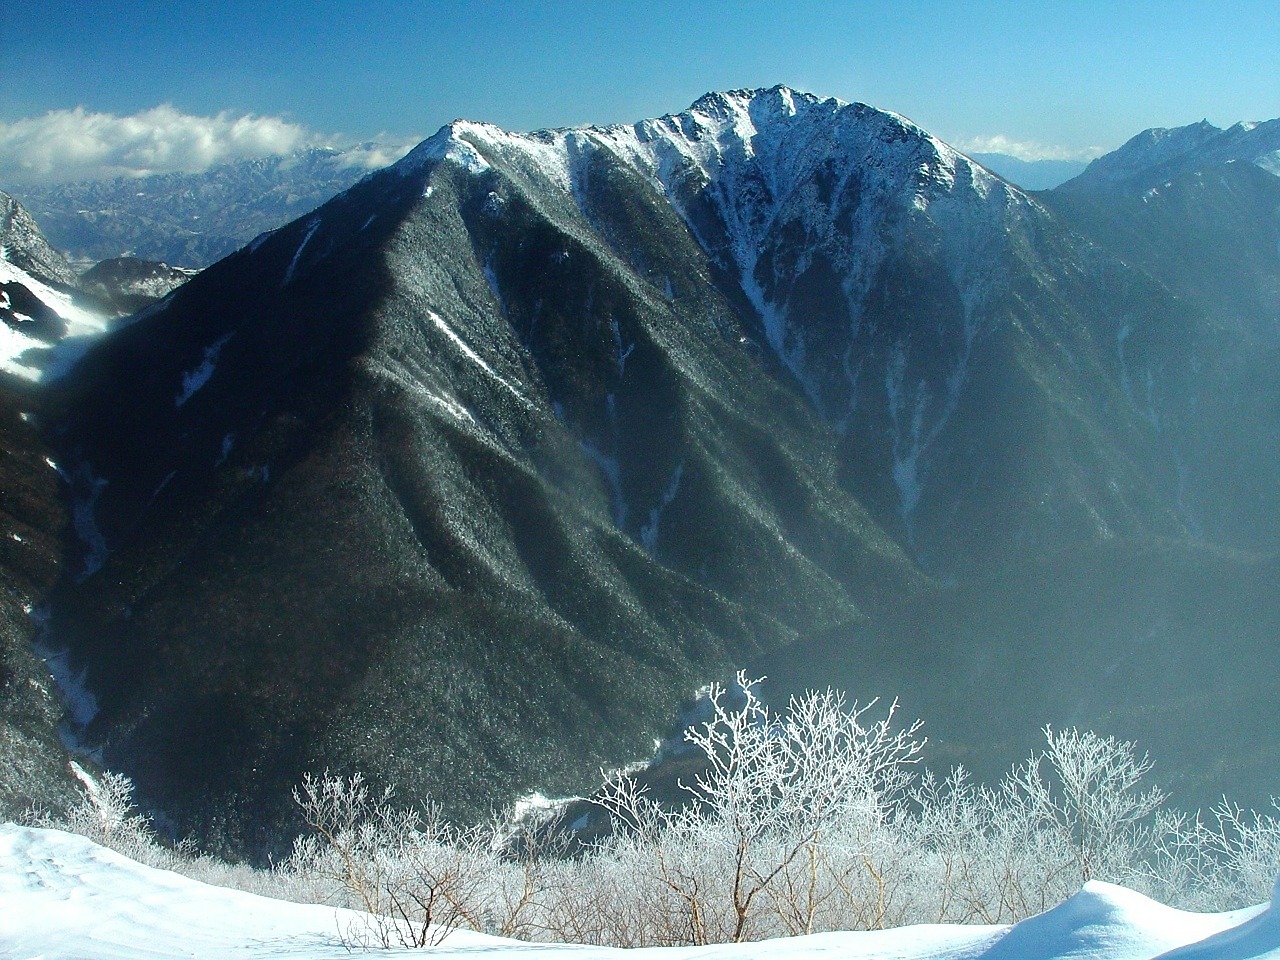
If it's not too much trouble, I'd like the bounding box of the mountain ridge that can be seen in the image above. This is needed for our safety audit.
[1059,117,1280,194]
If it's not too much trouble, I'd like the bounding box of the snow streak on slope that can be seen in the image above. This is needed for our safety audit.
[175,333,233,406]
[281,217,322,286]
[3,824,1275,960]
[428,309,530,406]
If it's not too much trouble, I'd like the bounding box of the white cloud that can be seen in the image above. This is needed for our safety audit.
[953,134,1102,163]
[0,105,414,186]
[332,141,419,171]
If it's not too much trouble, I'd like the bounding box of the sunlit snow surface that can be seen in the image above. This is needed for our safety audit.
[3,825,1275,960]
[0,258,110,383]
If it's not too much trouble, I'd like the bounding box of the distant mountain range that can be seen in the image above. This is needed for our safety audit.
[969,153,1088,190]
[1058,117,1280,194]
[3,89,1279,856]
[8,145,412,269]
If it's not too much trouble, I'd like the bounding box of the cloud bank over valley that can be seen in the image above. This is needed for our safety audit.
[0,105,414,186]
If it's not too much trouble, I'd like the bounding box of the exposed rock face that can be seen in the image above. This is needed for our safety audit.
[0,192,78,289]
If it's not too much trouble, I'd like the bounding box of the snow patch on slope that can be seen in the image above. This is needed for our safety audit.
[427,308,529,406]
[281,217,321,286]
[175,333,233,406]
[582,439,627,529]
[640,461,684,555]
[0,257,109,382]
[31,639,99,729]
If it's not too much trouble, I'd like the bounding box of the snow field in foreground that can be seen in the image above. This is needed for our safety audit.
[2,824,1276,960]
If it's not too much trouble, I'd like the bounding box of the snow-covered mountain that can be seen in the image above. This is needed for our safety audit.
[9,143,413,268]
[1,190,79,288]
[16,88,1280,851]
[389,88,1162,564]
[1059,118,1280,194]
[78,257,197,315]
[1,192,187,389]
[0,191,114,385]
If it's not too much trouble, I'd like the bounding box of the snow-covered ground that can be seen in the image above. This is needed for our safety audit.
[2,823,1275,960]
[0,257,110,382]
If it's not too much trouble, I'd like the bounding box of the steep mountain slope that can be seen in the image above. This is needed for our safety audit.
[32,89,1280,850]
[1046,126,1280,552]
[1,244,112,384]
[573,90,1191,572]
[43,93,928,848]
[0,194,94,816]
[1,192,78,289]
[808,119,1280,805]
[0,377,77,817]
[10,145,413,269]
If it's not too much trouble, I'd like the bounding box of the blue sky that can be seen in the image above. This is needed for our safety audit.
[2,0,1278,183]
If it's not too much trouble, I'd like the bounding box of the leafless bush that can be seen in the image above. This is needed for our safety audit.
[289,772,497,947]
[889,728,1169,924]
[1150,799,1280,910]
[594,674,926,943]
[30,763,186,870]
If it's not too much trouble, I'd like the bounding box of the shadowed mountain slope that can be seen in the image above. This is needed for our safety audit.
[0,193,91,816]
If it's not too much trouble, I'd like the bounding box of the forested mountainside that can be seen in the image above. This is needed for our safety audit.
[3,89,1277,853]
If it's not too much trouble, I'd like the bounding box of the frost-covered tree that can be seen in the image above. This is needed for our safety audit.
[291,772,495,947]
[595,674,925,942]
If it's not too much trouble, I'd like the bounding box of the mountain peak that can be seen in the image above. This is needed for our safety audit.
[389,86,988,209]
[686,85,830,119]
[22,82,1280,851]
[396,120,498,177]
